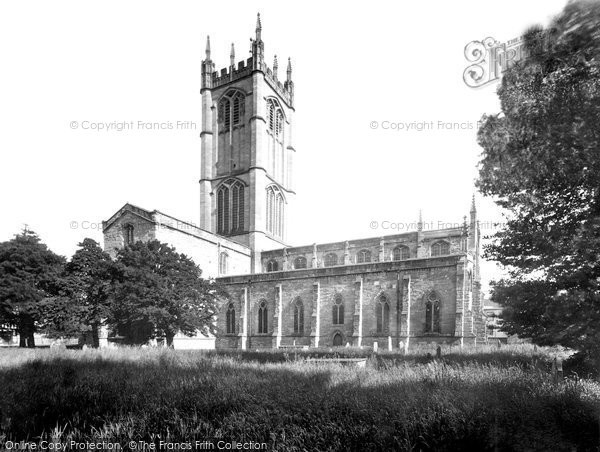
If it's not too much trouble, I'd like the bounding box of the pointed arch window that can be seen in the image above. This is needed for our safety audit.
[294,256,307,269]
[266,98,285,182]
[267,260,279,272]
[324,253,338,267]
[267,99,275,131]
[431,241,450,257]
[393,245,410,261]
[332,294,344,325]
[217,179,245,235]
[226,303,235,334]
[232,93,243,125]
[219,252,228,275]
[124,224,134,246]
[425,292,441,333]
[332,332,343,346]
[376,294,390,333]
[357,249,372,264]
[293,298,304,334]
[266,98,284,137]
[258,300,268,334]
[231,182,244,231]
[266,185,285,238]
[218,90,245,131]
[275,109,283,136]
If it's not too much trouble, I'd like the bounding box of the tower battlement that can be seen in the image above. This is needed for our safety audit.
[206,58,294,107]
[199,13,296,261]
[211,58,253,87]
[201,13,294,107]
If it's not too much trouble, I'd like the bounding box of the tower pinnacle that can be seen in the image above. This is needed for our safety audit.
[201,35,215,89]
[205,35,211,60]
[273,55,278,79]
[256,13,262,41]
[251,13,265,69]
[199,14,295,244]
[286,57,292,81]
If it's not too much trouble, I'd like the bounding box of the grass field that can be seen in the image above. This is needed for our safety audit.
[0,345,599,451]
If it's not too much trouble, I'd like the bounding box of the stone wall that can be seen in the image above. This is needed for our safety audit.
[216,256,473,349]
[103,210,157,258]
[153,212,251,279]
[102,204,252,279]
[259,228,468,272]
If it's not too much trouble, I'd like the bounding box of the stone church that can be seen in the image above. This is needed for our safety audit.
[102,15,484,350]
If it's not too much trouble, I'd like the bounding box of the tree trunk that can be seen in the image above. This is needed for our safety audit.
[19,315,36,348]
[27,331,35,348]
[166,332,175,348]
[91,323,100,348]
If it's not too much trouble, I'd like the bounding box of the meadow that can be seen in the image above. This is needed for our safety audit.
[0,344,599,451]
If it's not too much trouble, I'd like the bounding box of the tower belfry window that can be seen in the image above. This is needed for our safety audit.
[266,185,285,238]
[267,99,284,136]
[268,100,275,131]
[266,98,285,182]
[233,95,242,124]
[218,90,245,131]
[217,179,245,235]
[275,110,283,136]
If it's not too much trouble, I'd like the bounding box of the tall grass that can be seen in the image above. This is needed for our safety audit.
[0,345,598,451]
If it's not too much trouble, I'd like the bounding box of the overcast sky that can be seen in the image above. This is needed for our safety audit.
[0,0,568,293]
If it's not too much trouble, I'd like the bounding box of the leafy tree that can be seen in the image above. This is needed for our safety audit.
[477,0,600,363]
[40,238,114,347]
[0,228,65,347]
[109,240,218,346]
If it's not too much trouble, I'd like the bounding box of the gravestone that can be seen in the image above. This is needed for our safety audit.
[552,357,563,385]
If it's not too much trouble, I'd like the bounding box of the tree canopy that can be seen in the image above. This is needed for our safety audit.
[477,0,600,361]
[109,240,218,346]
[40,238,114,346]
[0,228,65,347]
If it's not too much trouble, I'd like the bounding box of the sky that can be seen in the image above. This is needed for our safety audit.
[0,0,568,293]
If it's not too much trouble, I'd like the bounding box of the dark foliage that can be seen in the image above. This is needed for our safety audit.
[109,240,219,345]
[477,0,600,363]
[40,238,114,346]
[0,228,64,347]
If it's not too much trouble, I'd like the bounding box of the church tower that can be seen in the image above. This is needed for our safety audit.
[200,14,296,270]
